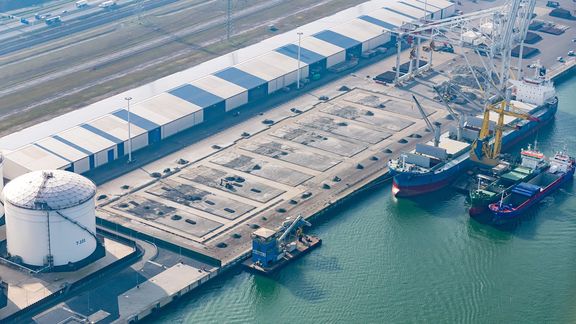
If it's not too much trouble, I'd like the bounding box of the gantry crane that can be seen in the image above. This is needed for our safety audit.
[470,101,538,167]
[394,0,536,94]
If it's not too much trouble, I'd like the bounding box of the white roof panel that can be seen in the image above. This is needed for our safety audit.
[415,0,454,10]
[298,37,346,56]
[133,93,202,126]
[87,114,147,141]
[330,19,385,42]
[367,9,412,26]
[36,137,87,162]
[58,127,116,153]
[258,51,303,73]
[385,2,427,19]
[190,75,248,98]
[236,53,300,81]
[235,59,282,82]
[7,145,70,171]
[399,0,438,14]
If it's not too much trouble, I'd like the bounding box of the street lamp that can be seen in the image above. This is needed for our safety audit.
[297,32,303,89]
[125,96,133,163]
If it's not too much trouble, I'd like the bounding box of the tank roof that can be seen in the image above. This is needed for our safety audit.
[3,170,96,210]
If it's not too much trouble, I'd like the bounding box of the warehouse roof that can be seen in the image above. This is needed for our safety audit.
[415,0,453,10]
[399,0,435,14]
[258,51,304,73]
[366,9,412,26]
[313,30,361,49]
[275,44,326,65]
[131,93,203,126]
[297,36,345,57]
[112,110,159,131]
[190,75,248,99]
[35,137,87,162]
[214,67,267,89]
[169,84,224,108]
[234,58,287,83]
[8,145,70,171]
[55,127,117,154]
[384,6,419,20]
[414,0,443,9]
[83,114,147,142]
[386,2,429,19]
[330,19,388,43]
[358,15,400,31]
[236,51,303,82]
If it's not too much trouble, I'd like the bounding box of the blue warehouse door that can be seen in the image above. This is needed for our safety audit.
[148,127,161,144]
[117,143,124,157]
[107,149,115,162]
[89,155,95,169]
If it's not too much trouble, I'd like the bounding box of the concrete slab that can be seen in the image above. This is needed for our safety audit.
[145,179,255,220]
[296,114,391,144]
[342,89,435,119]
[240,138,341,172]
[210,152,313,187]
[270,125,367,157]
[179,165,286,203]
[320,103,415,132]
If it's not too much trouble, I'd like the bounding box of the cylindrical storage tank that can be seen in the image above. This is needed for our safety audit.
[3,170,97,268]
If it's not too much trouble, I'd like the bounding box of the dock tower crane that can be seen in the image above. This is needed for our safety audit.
[395,0,538,168]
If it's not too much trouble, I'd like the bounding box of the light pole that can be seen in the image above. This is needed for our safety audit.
[125,96,133,163]
[297,32,303,89]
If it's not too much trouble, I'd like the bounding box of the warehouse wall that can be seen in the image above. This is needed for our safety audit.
[362,33,391,52]
[225,92,249,112]
[326,51,347,68]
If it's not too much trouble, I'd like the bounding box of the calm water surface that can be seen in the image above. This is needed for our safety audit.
[151,75,576,323]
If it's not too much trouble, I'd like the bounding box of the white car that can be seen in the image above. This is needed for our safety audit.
[557,56,565,62]
[568,50,575,56]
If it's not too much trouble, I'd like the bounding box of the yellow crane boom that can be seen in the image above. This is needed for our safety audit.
[470,101,538,167]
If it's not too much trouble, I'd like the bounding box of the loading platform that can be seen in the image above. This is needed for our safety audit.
[244,235,322,275]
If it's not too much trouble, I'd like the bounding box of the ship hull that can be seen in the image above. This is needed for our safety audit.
[391,100,557,197]
[490,167,574,223]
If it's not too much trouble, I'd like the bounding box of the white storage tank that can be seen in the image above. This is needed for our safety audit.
[3,170,97,268]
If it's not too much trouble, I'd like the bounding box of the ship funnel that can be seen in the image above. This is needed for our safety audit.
[457,115,465,141]
[434,122,441,147]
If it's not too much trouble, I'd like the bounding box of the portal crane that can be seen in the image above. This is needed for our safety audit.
[470,101,538,167]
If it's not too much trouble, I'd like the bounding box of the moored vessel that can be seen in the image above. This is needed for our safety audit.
[389,66,558,197]
[488,149,575,222]
[468,144,549,216]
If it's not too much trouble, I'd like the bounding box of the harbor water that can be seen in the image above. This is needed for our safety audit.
[150,74,576,323]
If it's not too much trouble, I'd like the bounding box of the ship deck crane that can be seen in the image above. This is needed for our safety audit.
[412,95,441,147]
[277,215,311,244]
[432,86,460,122]
[470,101,538,167]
